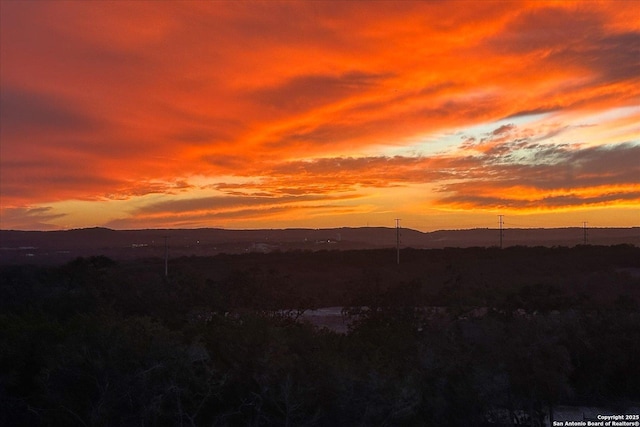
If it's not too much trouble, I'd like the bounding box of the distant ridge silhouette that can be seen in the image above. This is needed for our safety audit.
[1,226,638,265]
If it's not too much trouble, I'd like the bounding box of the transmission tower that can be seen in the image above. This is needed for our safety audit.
[163,235,169,277]
[395,218,401,265]
[583,221,588,245]
[498,215,504,249]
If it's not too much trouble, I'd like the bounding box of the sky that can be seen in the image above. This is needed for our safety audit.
[1,1,639,231]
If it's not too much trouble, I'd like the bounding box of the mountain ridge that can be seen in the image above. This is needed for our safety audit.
[1,226,638,265]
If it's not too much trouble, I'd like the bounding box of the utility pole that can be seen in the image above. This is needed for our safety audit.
[498,215,504,249]
[163,236,169,277]
[583,221,588,245]
[395,218,401,265]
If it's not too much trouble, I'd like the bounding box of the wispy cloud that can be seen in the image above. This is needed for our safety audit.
[1,1,638,230]
[0,207,67,231]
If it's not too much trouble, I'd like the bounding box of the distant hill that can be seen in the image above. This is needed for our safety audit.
[1,226,638,264]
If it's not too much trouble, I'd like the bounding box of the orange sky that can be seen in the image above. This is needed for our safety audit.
[1,1,638,231]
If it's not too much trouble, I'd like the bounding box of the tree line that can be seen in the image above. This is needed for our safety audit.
[1,245,639,426]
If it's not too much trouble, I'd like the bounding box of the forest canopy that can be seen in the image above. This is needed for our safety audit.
[1,245,639,426]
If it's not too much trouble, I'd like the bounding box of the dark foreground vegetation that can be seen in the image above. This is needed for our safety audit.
[1,245,639,426]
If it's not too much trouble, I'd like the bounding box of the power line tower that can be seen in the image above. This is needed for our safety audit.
[498,215,504,249]
[163,235,169,277]
[582,221,588,245]
[395,218,401,265]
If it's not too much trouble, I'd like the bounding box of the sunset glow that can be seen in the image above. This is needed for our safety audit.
[1,1,638,231]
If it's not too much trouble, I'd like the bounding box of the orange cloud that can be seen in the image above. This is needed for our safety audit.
[1,1,638,230]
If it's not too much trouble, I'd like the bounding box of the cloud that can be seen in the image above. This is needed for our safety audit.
[104,195,366,230]
[105,180,194,200]
[433,143,640,210]
[485,4,640,112]
[504,107,561,120]
[436,191,640,211]
[0,160,124,205]
[0,86,103,138]
[0,207,67,231]
[554,32,640,85]
[134,193,362,216]
[250,71,391,113]
[104,206,295,230]
[494,5,640,85]
[492,124,515,136]
[1,1,638,229]
[246,137,640,213]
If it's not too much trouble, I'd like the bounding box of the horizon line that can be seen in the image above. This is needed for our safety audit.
[2,225,639,233]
